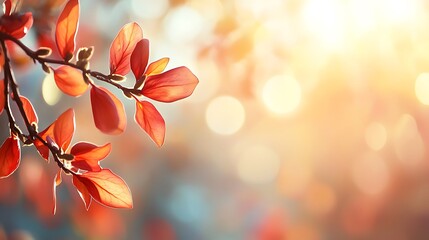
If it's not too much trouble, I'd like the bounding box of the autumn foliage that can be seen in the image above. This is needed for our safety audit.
[0,0,198,213]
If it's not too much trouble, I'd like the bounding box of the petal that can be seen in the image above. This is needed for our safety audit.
[145,57,169,76]
[142,66,199,103]
[54,65,88,97]
[77,169,133,209]
[53,108,75,151]
[19,96,38,125]
[52,169,62,214]
[0,12,33,39]
[90,86,126,135]
[109,22,143,76]
[0,79,4,116]
[72,175,92,210]
[55,0,79,60]
[70,142,111,172]
[0,136,20,178]
[130,39,149,80]
[135,100,165,147]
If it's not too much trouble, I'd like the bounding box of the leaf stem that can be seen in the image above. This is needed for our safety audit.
[0,39,75,175]
[0,32,141,97]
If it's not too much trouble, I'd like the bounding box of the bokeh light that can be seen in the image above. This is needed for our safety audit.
[206,96,245,135]
[163,5,204,44]
[415,73,429,105]
[42,73,61,106]
[262,75,301,115]
[365,122,387,151]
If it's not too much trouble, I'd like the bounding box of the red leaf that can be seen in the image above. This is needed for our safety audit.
[53,108,75,151]
[70,142,111,172]
[76,169,133,209]
[90,85,126,135]
[0,79,4,116]
[109,22,143,75]
[135,100,165,147]
[55,0,79,60]
[54,65,88,96]
[34,108,74,160]
[145,57,169,76]
[72,175,92,210]
[142,66,199,103]
[19,96,38,125]
[0,12,33,39]
[0,136,20,179]
[52,169,62,214]
[130,39,149,80]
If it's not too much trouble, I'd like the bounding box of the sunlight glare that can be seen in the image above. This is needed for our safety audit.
[301,0,345,50]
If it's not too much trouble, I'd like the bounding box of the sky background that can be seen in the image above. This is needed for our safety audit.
[2,0,429,239]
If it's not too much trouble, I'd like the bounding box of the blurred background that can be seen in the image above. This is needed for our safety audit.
[2,0,429,239]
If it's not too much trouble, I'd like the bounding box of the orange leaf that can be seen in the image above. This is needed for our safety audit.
[0,12,33,39]
[70,142,111,171]
[55,0,79,60]
[53,108,75,151]
[130,38,149,80]
[19,96,38,125]
[77,169,133,209]
[145,57,169,76]
[0,79,4,116]
[54,65,88,96]
[0,136,20,179]
[34,108,74,160]
[142,66,199,103]
[72,175,92,210]
[109,22,143,75]
[90,86,126,135]
[52,169,62,214]
[135,100,165,147]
